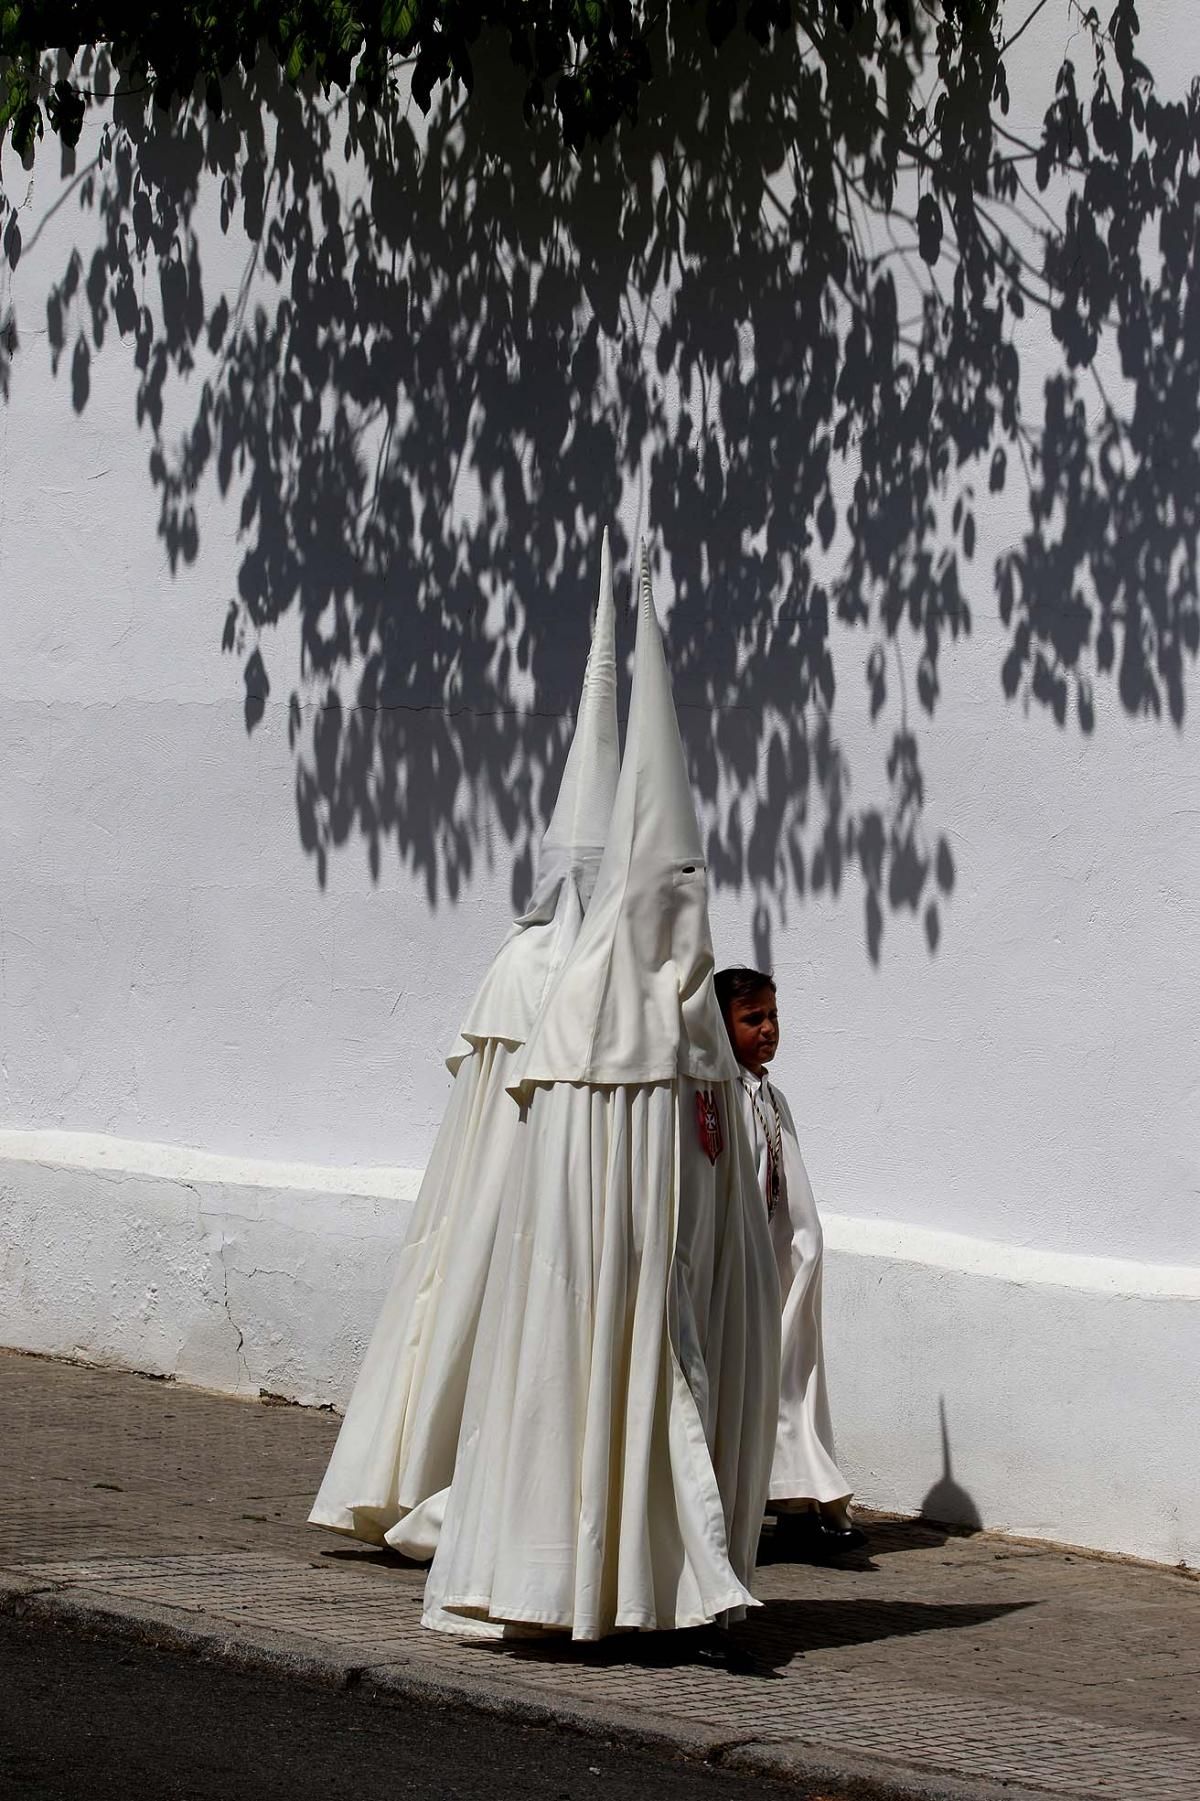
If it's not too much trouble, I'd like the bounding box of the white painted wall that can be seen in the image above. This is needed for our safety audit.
[1,4,1197,1560]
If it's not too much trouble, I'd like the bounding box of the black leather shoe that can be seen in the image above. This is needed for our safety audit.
[770,1510,834,1562]
[770,1511,869,1562]
[818,1517,869,1555]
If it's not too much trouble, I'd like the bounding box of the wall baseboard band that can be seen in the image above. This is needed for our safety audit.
[2,1129,1196,1567]
[0,1130,424,1203]
[3,1128,1195,1298]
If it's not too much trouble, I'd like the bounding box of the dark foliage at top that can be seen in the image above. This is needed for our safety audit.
[4,1,964,157]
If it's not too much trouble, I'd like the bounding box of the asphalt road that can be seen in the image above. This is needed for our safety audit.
[0,1614,810,1801]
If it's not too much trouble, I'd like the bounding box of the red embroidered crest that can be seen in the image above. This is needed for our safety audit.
[695,1088,724,1165]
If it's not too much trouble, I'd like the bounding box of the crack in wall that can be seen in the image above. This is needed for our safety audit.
[194,1193,253,1392]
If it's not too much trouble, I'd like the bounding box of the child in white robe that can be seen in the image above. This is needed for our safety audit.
[715,966,867,1560]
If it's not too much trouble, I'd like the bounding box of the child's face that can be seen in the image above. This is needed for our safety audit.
[725,986,780,1075]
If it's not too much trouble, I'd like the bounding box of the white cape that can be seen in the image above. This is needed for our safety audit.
[736,1071,852,1507]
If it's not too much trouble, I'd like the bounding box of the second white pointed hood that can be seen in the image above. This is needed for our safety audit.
[512,546,737,1094]
[536,530,619,893]
[448,533,620,1071]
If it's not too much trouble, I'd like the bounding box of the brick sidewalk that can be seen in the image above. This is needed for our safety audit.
[3,1351,1197,1799]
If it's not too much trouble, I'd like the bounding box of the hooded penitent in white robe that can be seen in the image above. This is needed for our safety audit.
[308,535,620,1558]
[735,1070,852,1511]
[422,549,780,1641]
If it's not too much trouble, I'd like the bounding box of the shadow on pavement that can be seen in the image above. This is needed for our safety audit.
[318,1544,430,1572]
[475,1597,1031,1680]
[734,1598,1032,1674]
[756,1515,971,1569]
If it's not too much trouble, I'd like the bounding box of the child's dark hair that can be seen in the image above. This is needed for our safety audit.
[713,966,776,1021]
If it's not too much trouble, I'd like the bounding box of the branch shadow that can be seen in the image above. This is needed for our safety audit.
[3,3,1196,956]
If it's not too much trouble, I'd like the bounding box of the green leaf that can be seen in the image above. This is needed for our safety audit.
[382,0,417,41]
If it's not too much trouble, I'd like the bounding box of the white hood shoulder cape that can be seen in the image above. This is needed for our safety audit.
[424,549,780,1640]
[309,535,619,1557]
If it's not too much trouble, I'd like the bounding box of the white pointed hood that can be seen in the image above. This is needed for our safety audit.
[512,544,737,1095]
[537,528,619,888]
[447,532,620,1072]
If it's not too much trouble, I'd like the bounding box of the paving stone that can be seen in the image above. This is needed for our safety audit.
[3,1350,1198,1800]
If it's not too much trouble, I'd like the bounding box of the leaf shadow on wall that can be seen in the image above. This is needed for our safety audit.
[5,3,1198,963]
